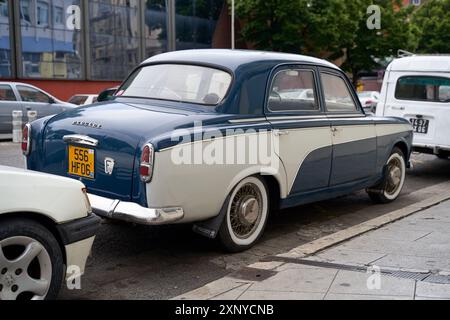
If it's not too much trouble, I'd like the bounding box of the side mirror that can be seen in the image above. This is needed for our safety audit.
[49,97,56,104]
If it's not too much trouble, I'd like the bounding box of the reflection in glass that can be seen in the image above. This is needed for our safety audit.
[0,0,11,77]
[175,0,224,50]
[144,0,168,58]
[89,0,140,80]
[19,0,83,79]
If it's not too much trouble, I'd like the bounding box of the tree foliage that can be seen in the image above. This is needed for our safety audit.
[412,0,450,53]
[233,0,419,83]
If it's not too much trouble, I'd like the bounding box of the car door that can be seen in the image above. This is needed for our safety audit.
[16,84,55,120]
[266,65,332,196]
[0,84,22,135]
[319,69,377,186]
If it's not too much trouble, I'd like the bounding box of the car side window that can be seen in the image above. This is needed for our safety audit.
[268,69,319,112]
[321,73,358,113]
[0,85,17,101]
[17,85,51,103]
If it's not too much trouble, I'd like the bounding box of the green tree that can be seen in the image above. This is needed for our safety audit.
[340,0,419,85]
[233,0,419,85]
[412,0,450,53]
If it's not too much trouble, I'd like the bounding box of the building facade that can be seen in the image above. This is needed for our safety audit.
[0,0,231,100]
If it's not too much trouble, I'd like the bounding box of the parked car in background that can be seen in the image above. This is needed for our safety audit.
[97,87,119,102]
[68,94,98,106]
[358,91,380,114]
[0,82,76,137]
[0,165,100,300]
[25,50,412,252]
[377,55,450,159]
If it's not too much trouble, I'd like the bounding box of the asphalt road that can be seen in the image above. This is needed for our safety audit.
[1,141,450,300]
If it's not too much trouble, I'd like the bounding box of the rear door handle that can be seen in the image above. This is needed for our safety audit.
[391,106,405,111]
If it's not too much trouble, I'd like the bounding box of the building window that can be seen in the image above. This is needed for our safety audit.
[19,0,84,79]
[53,6,63,25]
[37,1,49,26]
[20,0,32,24]
[88,0,140,81]
[0,0,12,78]
[175,0,224,50]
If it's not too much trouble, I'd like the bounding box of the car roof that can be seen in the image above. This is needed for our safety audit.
[0,81,36,86]
[142,49,339,72]
[389,56,450,72]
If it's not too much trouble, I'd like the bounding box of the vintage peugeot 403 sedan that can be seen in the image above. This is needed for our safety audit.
[24,50,413,252]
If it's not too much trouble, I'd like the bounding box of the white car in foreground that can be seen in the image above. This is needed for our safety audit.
[0,166,99,300]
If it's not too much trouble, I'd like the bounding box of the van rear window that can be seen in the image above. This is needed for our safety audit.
[395,76,450,103]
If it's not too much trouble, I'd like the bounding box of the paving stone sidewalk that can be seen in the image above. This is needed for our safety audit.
[176,200,450,300]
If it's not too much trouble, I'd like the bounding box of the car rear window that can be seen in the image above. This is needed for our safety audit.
[395,76,450,103]
[119,64,232,106]
[0,85,16,101]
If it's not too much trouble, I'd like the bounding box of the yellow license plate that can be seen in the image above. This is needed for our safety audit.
[68,145,95,179]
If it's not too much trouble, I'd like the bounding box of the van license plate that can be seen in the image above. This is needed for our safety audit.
[68,145,95,179]
[410,118,429,134]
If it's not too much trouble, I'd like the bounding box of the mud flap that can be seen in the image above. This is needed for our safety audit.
[192,195,230,239]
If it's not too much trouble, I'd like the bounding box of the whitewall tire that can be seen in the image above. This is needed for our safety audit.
[218,176,269,253]
[368,147,406,204]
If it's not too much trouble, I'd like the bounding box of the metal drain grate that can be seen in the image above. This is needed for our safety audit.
[267,256,450,285]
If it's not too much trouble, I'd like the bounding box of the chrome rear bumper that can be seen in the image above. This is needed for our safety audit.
[87,194,184,225]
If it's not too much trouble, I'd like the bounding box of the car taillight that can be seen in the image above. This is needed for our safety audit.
[140,144,154,183]
[22,124,31,156]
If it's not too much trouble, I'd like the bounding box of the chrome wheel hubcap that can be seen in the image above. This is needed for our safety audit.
[230,183,263,239]
[385,157,403,196]
[0,237,51,300]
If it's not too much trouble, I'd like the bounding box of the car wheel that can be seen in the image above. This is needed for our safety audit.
[367,147,406,204]
[0,218,64,300]
[218,176,269,253]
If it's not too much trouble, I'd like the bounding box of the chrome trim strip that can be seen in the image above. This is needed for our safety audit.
[267,115,328,121]
[228,117,267,124]
[326,114,365,119]
[87,194,184,225]
[63,134,99,147]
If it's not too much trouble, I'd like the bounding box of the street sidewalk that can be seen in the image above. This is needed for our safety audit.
[175,185,450,300]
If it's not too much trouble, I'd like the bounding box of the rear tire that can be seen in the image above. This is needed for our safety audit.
[367,147,406,204]
[0,218,64,300]
[218,176,269,253]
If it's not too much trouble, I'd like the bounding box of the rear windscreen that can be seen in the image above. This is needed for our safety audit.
[395,76,450,103]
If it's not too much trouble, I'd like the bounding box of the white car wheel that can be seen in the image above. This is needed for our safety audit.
[218,176,269,252]
[0,218,63,300]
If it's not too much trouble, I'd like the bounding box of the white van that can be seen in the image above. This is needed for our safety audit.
[377,55,450,159]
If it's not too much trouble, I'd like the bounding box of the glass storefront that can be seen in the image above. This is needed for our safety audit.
[0,0,12,77]
[89,0,140,80]
[175,0,223,50]
[144,0,168,58]
[19,0,84,79]
[1,0,227,81]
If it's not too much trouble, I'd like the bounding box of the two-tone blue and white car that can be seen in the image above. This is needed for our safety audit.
[24,50,413,252]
